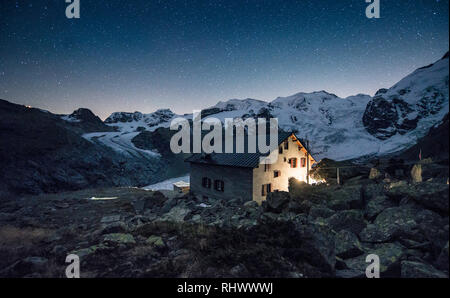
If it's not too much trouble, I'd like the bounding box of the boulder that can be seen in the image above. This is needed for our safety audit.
[292,222,336,274]
[146,235,165,248]
[335,269,364,278]
[309,205,335,220]
[335,230,364,259]
[143,191,168,210]
[359,206,419,243]
[103,233,136,246]
[401,261,448,278]
[435,242,449,271]
[359,205,447,249]
[365,195,396,220]
[160,197,178,213]
[326,186,364,211]
[243,201,259,209]
[387,182,449,214]
[100,215,121,224]
[326,210,366,235]
[159,206,191,222]
[265,191,290,213]
[100,221,128,234]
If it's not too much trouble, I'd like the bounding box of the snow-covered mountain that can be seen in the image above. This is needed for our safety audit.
[104,109,177,131]
[363,52,449,140]
[76,109,179,159]
[79,52,449,161]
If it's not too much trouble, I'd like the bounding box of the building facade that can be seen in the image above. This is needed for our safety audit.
[186,132,316,204]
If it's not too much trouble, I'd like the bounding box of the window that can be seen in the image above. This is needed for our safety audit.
[289,158,297,168]
[301,157,307,168]
[214,180,224,192]
[264,163,271,172]
[202,177,211,188]
[261,183,272,196]
[284,140,289,150]
[274,170,281,178]
[279,146,283,154]
[298,145,302,151]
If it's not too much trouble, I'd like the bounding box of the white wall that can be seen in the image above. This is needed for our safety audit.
[252,135,314,204]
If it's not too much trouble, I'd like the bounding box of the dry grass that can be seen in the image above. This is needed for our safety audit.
[0,225,55,274]
[0,225,51,247]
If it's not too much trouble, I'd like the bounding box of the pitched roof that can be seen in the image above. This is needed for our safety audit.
[185,131,315,168]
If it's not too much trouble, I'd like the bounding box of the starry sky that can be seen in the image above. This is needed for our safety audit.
[0,0,448,119]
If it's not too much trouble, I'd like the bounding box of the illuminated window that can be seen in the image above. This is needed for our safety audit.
[289,158,297,168]
[301,158,307,168]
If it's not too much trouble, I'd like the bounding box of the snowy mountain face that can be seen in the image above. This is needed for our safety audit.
[363,52,449,140]
[104,109,177,132]
[92,52,448,161]
[80,109,178,159]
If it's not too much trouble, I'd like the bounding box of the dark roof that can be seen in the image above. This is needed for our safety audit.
[185,131,314,168]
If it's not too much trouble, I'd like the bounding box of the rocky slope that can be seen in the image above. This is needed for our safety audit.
[0,100,165,197]
[0,166,447,278]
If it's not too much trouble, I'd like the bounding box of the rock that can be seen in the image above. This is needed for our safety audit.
[326,210,366,235]
[326,186,363,211]
[100,221,128,234]
[243,200,259,209]
[100,215,121,224]
[103,233,136,245]
[369,168,381,180]
[0,212,15,222]
[365,195,396,220]
[309,205,335,219]
[160,197,178,213]
[229,264,250,277]
[265,191,290,213]
[71,244,109,261]
[345,243,406,277]
[401,261,448,278]
[22,257,48,272]
[54,202,70,209]
[146,235,165,248]
[159,206,191,222]
[335,230,364,259]
[435,242,449,271]
[335,269,364,278]
[387,182,449,214]
[292,222,336,274]
[0,257,49,277]
[51,245,66,256]
[143,191,168,210]
[359,206,418,243]
[411,164,423,183]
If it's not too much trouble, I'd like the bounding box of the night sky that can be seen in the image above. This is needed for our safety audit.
[0,0,448,119]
